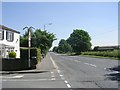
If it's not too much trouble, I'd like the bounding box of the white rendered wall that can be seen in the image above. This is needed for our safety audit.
[0,29,20,58]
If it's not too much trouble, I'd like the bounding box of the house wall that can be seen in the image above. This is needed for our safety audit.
[0,29,20,58]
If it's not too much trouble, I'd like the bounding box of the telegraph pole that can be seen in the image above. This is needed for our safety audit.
[23,26,35,68]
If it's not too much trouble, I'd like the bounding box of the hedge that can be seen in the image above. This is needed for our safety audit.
[20,47,41,64]
[82,50,120,59]
[1,48,41,71]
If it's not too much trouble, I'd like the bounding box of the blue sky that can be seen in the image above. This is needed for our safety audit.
[2,2,118,49]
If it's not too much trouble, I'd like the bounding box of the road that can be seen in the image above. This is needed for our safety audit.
[1,52,119,89]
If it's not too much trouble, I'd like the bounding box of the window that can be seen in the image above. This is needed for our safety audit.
[6,31,14,42]
[0,30,4,40]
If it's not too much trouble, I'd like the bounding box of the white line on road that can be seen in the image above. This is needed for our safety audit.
[49,53,72,88]
[57,70,61,73]
[12,75,24,78]
[66,84,71,88]
[2,78,55,81]
[84,63,97,67]
[51,78,56,80]
[84,63,90,65]
[89,64,97,67]
[50,72,54,74]
[50,71,56,80]
[64,80,68,84]
[49,54,59,69]
[2,75,24,79]
[59,74,63,77]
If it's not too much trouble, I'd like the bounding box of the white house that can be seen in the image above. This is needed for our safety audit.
[0,25,20,58]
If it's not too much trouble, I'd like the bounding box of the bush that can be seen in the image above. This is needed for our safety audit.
[82,50,120,59]
[9,52,16,58]
[20,47,41,64]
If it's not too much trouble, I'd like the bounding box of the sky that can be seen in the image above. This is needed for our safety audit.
[1,2,118,49]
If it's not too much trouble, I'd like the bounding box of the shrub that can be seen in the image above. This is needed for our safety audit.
[20,48,41,64]
[9,52,16,58]
[82,50,120,59]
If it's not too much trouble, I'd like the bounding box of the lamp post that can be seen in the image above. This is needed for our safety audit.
[44,23,52,30]
[23,26,35,68]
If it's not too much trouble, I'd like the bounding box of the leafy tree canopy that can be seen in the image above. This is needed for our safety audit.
[67,29,91,53]
[53,39,72,53]
[20,29,56,55]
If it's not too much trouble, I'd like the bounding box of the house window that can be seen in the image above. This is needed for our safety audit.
[6,31,14,42]
[0,30,4,40]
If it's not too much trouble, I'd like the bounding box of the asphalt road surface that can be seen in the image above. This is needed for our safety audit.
[1,52,119,89]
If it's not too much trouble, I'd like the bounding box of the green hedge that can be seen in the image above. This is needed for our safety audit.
[82,50,120,59]
[20,48,41,64]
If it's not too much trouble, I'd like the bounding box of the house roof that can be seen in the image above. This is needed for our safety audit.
[0,25,20,34]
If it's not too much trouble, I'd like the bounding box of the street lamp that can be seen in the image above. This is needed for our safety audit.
[44,23,52,30]
[23,26,35,68]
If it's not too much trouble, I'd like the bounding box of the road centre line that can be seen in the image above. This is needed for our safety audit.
[84,63,97,67]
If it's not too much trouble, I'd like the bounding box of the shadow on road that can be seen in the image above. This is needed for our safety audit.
[105,66,120,81]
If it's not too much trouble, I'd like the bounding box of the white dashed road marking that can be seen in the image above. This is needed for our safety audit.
[84,63,97,67]
[57,70,61,73]
[49,54,72,88]
[66,84,71,88]
[64,80,68,84]
[51,72,54,74]
[51,78,56,80]
[59,74,63,77]
[2,75,24,79]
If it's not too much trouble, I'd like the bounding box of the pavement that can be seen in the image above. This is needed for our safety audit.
[1,52,120,89]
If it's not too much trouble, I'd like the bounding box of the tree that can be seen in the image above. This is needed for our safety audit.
[67,29,91,54]
[33,29,56,54]
[20,29,56,55]
[56,39,72,53]
[52,47,58,52]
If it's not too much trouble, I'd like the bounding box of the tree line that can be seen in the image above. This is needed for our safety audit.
[53,29,92,55]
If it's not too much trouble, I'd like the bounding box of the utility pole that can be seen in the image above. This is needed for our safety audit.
[23,26,35,68]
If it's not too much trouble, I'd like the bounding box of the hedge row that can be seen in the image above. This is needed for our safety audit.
[82,50,120,58]
[2,58,35,71]
[20,47,41,64]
